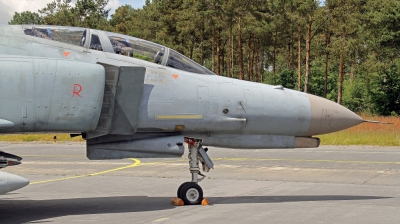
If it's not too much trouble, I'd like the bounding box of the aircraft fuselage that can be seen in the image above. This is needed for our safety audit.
[0,25,365,197]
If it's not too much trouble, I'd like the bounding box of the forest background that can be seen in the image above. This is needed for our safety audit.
[8,0,400,116]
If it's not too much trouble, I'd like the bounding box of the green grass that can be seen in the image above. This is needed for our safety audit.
[318,130,400,146]
[0,133,84,142]
[317,115,400,146]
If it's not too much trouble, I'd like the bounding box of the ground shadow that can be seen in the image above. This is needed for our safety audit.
[208,195,391,204]
[0,195,391,223]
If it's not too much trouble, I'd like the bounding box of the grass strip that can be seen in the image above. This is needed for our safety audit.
[318,115,400,146]
[0,133,83,142]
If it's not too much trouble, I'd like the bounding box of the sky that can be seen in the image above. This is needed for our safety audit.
[0,0,146,25]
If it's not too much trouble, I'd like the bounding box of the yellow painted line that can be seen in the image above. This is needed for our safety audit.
[139,160,186,165]
[89,157,400,166]
[156,114,203,120]
[27,156,399,186]
[128,158,400,166]
[154,217,169,222]
[29,158,141,185]
[213,157,400,165]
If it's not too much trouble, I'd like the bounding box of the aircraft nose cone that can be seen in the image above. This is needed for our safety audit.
[305,94,363,136]
[0,171,30,194]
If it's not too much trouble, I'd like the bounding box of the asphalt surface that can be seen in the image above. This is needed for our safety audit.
[1,143,400,224]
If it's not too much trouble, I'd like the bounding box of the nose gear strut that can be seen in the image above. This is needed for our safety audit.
[175,138,214,205]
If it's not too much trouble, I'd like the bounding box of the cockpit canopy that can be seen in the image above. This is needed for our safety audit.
[22,26,214,75]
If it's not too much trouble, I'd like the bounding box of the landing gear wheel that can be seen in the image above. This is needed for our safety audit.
[179,182,203,205]
[177,182,191,198]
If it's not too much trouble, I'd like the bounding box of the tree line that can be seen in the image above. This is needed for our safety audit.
[8,0,400,116]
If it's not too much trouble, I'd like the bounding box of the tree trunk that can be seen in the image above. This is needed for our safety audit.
[337,31,346,104]
[200,21,204,65]
[290,23,294,69]
[190,37,194,59]
[273,31,277,74]
[350,55,355,82]
[324,32,330,98]
[238,14,244,80]
[260,50,264,83]
[304,14,312,93]
[297,22,302,91]
[288,25,293,69]
[247,34,252,81]
[222,46,225,76]
[212,27,215,72]
[255,39,260,82]
[228,22,232,77]
[337,53,344,104]
[230,22,234,78]
[217,29,221,75]
[251,39,256,81]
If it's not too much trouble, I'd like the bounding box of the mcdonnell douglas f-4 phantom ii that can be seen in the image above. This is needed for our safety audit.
[0,25,364,204]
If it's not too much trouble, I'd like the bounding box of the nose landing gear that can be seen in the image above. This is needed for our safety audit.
[175,138,213,205]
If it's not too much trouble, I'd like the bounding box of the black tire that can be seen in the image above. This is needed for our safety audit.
[177,182,191,198]
[179,182,203,205]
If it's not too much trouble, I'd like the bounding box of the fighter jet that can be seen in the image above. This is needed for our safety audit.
[0,25,364,204]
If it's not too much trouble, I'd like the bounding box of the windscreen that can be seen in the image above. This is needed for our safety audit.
[23,26,86,46]
[166,50,214,75]
[107,32,214,74]
[108,33,165,64]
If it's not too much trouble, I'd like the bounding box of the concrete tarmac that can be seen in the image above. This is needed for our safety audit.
[1,143,400,224]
